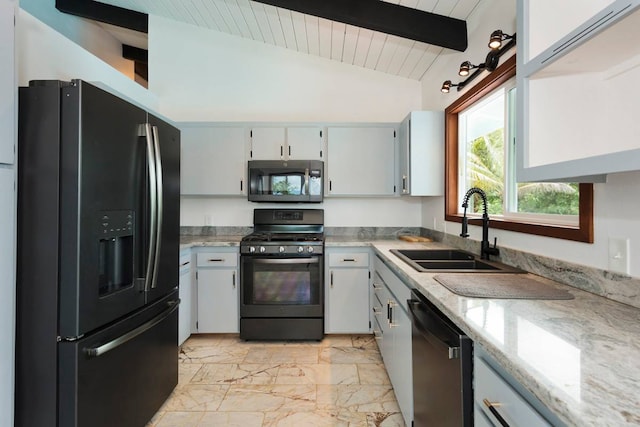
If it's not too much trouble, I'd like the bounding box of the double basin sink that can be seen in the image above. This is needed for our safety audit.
[390,249,525,273]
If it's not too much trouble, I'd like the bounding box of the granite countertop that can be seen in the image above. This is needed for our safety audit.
[179,235,243,250]
[369,241,640,427]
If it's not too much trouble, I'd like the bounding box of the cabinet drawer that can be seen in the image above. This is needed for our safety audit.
[196,252,237,267]
[475,356,551,427]
[328,252,369,267]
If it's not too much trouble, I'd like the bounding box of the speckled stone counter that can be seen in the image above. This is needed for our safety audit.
[369,241,640,427]
[179,235,242,250]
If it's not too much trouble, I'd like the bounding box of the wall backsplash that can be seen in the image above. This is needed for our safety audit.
[425,228,640,310]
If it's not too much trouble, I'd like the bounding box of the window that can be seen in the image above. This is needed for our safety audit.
[445,56,593,242]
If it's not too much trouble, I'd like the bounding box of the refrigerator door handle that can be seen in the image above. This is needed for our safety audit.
[144,123,158,293]
[83,300,180,358]
[151,125,163,289]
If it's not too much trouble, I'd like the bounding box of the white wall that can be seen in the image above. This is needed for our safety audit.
[181,196,423,227]
[149,15,424,227]
[17,10,156,110]
[149,15,421,123]
[419,0,640,277]
[20,0,134,79]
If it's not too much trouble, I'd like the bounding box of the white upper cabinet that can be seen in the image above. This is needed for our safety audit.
[517,0,640,182]
[249,127,286,160]
[286,127,324,160]
[398,111,444,196]
[0,0,15,164]
[249,126,323,160]
[180,125,246,195]
[326,126,397,196]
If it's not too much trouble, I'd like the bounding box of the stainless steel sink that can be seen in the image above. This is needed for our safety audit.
[390,249,525,273]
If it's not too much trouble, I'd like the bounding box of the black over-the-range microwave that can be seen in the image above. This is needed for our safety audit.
[248,160,324,203]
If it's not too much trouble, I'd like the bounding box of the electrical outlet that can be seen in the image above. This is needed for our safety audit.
[608,237,630,275]
[204,214,214,226]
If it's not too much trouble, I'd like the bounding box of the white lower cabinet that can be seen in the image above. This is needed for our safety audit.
[325,248,371,334]
[195,248,239,333]
[178,249,193,345]
[373,256,413,427]
[474,346,563,427]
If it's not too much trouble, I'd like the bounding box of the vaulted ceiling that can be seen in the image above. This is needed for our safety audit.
[94,0,481,81]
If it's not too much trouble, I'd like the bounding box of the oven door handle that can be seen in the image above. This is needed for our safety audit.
[249,257,320,265]
[304,168,310,195]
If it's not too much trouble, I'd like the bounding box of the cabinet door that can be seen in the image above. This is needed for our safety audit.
[286,127,323,160]
[197,269,239,333]
[178,266,192,345]
[250,127,285,160]
[326,268,370,333]
[181,126,245,195]
[327,127,396,196]
[0,0,15,164]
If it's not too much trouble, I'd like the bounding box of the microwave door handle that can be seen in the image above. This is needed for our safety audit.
[304,168,309,195]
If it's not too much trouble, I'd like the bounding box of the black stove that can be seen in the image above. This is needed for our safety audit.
[240,209,325,255]
[239,208,325,341]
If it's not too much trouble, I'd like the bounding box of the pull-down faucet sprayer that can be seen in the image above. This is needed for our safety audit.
[460,187,499,260]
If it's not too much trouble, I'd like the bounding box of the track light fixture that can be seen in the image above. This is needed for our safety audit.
[488,30,515,50]
[441,80,460,93]
[441,30,516,93]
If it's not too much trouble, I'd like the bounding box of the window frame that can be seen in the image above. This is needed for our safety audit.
[444,55,594,243]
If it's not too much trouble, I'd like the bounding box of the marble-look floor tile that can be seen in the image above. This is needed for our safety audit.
[218,384,317,412]
[317,384,400,413]
[244,346,319,364]
[263,410,368,426]
[160,384,229,412]
[276,363,359,385]
[153,411,204,427]
[153,334,403,427]
[180,344,249,364]
[197,411,264,426]
[319,347,383,364]
[191,363,280,385]
[357,363,391,385]
[366,412,406,427]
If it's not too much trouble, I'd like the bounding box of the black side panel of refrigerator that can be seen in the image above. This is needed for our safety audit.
[59,290,179,427]
[16,81,65,427]
[58,81,148,338]
[146,113,180,304]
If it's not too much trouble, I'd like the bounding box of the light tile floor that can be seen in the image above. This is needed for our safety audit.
[149,334,405,427]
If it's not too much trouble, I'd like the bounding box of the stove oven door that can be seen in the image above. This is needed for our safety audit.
[240,255,323,318]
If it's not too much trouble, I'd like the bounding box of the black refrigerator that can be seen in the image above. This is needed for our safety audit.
[16,80,181,427]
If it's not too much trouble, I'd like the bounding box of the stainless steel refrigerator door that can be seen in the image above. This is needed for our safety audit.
[58,81,149,338]
[59,290,179,427]
[145,113,180,304]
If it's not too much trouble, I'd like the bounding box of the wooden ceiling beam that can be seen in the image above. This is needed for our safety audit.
[55,0,148,33]
[252,0,467,51]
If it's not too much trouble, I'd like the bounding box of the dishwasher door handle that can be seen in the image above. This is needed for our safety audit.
[408,299,461,355]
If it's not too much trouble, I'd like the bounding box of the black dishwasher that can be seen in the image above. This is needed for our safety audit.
[408,289,473,427]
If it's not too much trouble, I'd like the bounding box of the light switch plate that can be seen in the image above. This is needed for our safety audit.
[608,237,630,275]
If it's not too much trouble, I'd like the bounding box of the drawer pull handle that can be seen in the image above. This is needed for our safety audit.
[180,261,190,267]
[208,258,224,262]
[373,329,382,340]
[372,283,382,290]
[372,307,382,315]
[483,399,511,427]
[342,258,356,262]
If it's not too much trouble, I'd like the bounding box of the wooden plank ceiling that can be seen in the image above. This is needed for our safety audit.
[97,0,481,81]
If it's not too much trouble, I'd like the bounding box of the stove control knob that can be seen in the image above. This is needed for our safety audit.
[259,246,266,253]
[307,246,314,253]
[279,246,285,253]
[297,246,304,253]
[249,246,256,253]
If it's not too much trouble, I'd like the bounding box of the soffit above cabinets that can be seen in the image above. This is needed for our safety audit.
[96,0,480,81]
